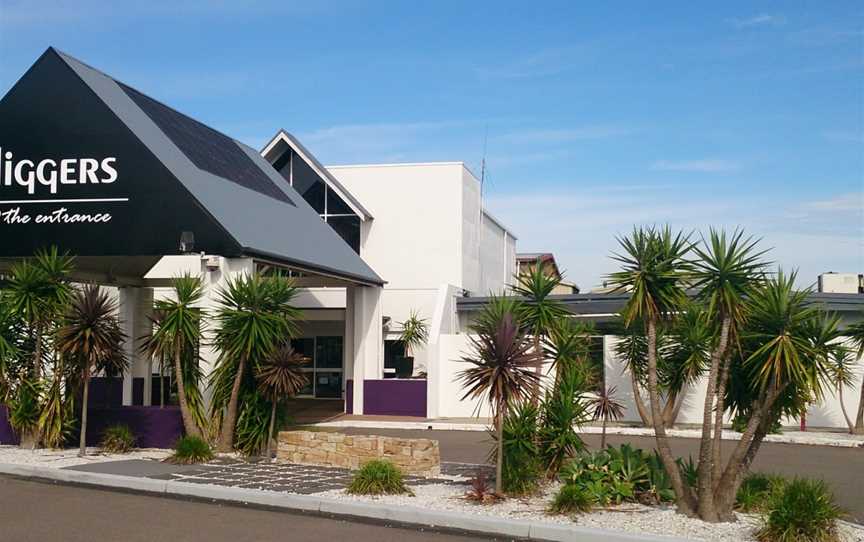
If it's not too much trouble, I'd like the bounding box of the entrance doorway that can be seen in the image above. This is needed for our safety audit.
[291,336,343,399]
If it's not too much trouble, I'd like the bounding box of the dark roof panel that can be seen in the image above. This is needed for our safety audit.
[118,82,294,206]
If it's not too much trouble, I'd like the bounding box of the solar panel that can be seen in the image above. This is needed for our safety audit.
[119,83,293,205]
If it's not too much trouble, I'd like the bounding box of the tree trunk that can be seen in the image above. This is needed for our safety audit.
[716,381,784,516]
[854,377,864,435]
[715,411,772,520]
[695,314,731,522]
[646,317,696,515]
[669,387,687,427]
[79,366,90,457]
[218,356,246,453]
[32,322,43,380]
[495,405,504,495]
[838,384,854,434]
[630,370,652,426]
[600,417,607,450]
[711,355,732,490]
[266,400,277,459]
[173,347,200,438]
[661,391,678,427]
[160,366,165,409]
[531,335,543,405]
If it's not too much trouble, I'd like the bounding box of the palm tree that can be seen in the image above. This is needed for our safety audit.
[828,347,856,433]
[511,261,568,404]
[543,318,591,385]
[589,385,625,449]
[606,225,695,515]
[398,310,429,363]
[846,318,864,434]
[457,306,539,494]
[712,270,834,518]
[4,247,74,380]
[140,309,169,408]
[257,344,309,458]
[689,228,767,520]
[56,284,127,456]
[212,273,300,452]
[150,274,206,438]
[660,303,711,427]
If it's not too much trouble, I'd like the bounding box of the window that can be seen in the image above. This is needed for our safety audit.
[384,340,409,379]
[290,336,343,398]
[326,215,360,253]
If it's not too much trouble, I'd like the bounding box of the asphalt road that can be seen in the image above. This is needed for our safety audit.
[340,427,864,522]
[0,477,498,542]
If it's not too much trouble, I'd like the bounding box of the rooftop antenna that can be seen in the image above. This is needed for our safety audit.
[478,125,488,292]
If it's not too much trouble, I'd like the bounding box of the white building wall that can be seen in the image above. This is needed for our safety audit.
[461,166,482,295]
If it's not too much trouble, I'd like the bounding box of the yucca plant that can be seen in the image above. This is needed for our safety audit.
[538,363,591,476]
[56,284,128,456]
[100,424,136,453]
[589,385,625,450]
[150,274,206,439]
[256,344,308,457]
[168,435,213,464]
[511,260,568,404]
[347,460,411,496]
[398,310,429,360]
[458,302,539,494]
[756,478,842,542]
[212,273,300,452]
[607,225,694,514]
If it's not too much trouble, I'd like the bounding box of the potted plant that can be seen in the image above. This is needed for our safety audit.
[397,310,429,378]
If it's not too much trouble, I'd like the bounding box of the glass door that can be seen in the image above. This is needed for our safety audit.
[290,336,343,398]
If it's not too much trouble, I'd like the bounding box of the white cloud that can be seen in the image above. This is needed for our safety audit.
[728,14,787,28]
[650,159,740,172]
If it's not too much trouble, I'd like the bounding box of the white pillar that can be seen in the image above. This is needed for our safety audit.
[343,286,356,412]
[119,287,153,406]
[351,285,383,415]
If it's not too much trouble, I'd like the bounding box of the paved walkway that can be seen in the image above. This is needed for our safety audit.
[66,457,490,495]
[0,477,493,542]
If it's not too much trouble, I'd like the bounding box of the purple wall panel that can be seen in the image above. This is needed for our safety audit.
[346,380,354,415]
[362,379,427,417]
[84,406,183,448]
[0,406,18,445]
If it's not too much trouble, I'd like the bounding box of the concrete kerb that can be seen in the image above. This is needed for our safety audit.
[0,462,688,542]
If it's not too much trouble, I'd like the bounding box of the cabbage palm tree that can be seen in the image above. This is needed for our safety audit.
[398,310,429,359]
[56,284,127,456]
[150,274,205,438]
[257,344,309,458]
[512,261,568,404]
[457,306,539,494]
[543,318,592,384]
[589,385,625,449]
[212,273,300,452]
[690,228,767,520]
[606,225,695,515]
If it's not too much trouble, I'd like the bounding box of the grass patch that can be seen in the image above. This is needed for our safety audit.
[755,478,843,542]
[99,424,136,454]
[737,472,786,513]
[549,483,595,515]
[166,435,214,464]
[346,460,412,496]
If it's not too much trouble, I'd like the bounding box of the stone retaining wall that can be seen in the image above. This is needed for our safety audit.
[277,430,440,478]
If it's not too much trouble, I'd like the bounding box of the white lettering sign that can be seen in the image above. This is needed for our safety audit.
[0,147,117,195]
[0,206,113,225]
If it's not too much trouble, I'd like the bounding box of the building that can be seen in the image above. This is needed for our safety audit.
[1,48,861,432]
[260,131,517,416]
[516,253,580,294]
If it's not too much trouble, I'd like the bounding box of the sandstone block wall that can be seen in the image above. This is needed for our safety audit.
[276,430,441,478]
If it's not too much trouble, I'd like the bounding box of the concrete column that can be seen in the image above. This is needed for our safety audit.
[351,285,383,415]
[119,287,154,406]
[343,286,356,412]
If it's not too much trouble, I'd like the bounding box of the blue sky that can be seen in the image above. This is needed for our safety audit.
[1,1,861,290]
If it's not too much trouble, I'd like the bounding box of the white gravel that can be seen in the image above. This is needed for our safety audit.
[314,482,864,542]
[0,445,170,468]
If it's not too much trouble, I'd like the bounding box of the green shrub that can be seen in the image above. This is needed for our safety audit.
[496,402,542,495]
[538,364,590,476]
[99,424,136,453]
[736,473,786,512]
[234,390,273,456]
[167,435,213,464]
[347,460,412,496]
[549,483,595,515]
[675,455,698,489]
[756,478,842,542]
[559,444,678,506]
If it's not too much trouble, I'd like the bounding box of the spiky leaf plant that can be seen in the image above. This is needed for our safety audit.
[256,344,308,457]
